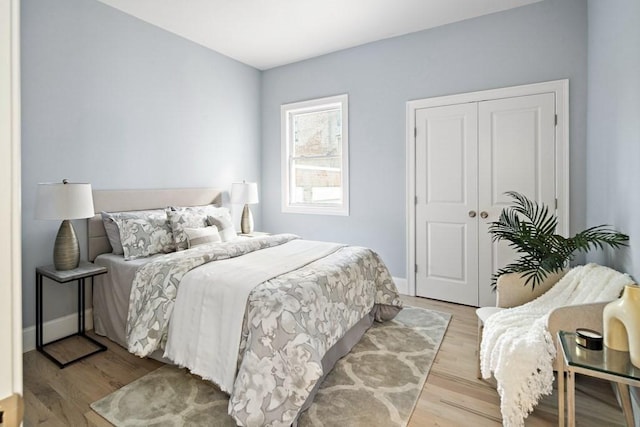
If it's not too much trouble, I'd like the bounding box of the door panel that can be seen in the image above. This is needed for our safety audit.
[414,93,556,307]
[415,103,478,305]
[425,116,466,203]
[427,222,467,281]
[477,93,556,306]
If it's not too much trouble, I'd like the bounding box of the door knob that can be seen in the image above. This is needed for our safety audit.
[480,211,488,219]
[468,211,477,218]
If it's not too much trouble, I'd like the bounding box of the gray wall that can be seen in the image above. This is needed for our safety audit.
[21,0,262,328]
[261,0,588,277]
[21,0,593,327]
[586,0,640,279]
[586,0,640,420]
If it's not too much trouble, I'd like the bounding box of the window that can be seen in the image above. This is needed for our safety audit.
[281,94,349,215]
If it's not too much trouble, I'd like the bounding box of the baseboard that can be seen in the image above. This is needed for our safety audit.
[393,277,412,296]
[23,309,93,353]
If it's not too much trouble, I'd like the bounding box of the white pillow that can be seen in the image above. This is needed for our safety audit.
[206,214,237,242]
[184,226,221,248]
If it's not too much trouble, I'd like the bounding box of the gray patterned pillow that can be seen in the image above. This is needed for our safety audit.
[184,226,221,248]
[169,205,231,250]
[113,210,175,260]
[189,204,229,218]
[167,209,208,251]
[101,211,124,255]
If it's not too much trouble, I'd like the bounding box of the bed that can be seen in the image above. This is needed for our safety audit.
[88,188,403,426]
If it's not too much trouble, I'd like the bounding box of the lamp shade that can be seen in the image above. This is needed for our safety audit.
[36,181,95,220]
[231,182,259,205]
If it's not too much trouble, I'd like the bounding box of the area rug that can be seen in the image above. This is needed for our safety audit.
[91,306,450,426]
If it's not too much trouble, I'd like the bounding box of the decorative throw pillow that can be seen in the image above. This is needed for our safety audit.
[169,205,231,250]
[167,209,209,251]
[101,211,124,255]
[113,210,175,260]
[206,213,237,242]
[184,226,221,248]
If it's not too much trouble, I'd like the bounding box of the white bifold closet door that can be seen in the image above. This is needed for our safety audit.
[415,92,556,307]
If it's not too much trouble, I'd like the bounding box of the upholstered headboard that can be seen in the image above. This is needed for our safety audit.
[87,188,223,261]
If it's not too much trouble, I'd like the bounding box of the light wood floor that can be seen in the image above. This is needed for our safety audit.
[23,296,626,426]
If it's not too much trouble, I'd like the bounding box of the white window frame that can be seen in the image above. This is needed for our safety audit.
[281,94,349,216]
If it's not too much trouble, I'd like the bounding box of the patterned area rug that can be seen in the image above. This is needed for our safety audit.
[91,306,450,426]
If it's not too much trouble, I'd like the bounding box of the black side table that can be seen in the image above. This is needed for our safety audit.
[36,261,108,368]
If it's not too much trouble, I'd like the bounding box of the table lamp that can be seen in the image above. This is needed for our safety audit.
[231,181,259,234]
[36,180,95,271]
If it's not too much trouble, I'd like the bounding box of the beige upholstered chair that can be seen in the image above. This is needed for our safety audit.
[475,270,610,379]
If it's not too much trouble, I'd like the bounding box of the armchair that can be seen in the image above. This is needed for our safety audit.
[476,264,631,426]
[476,270,569,378]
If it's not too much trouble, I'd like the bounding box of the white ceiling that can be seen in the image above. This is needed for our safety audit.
[97,0,542,70]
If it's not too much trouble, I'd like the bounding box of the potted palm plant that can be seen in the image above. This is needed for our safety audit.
[489,191,629,290]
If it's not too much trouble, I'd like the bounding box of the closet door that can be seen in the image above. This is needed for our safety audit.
[415,103,479,305]
[414,92,557,306]
[477,93,557,307]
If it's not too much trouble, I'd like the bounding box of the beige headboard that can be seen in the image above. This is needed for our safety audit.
[88,188,223,261]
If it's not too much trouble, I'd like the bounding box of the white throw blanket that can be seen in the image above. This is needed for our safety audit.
[480,263,632,427]
[164,239,344,394]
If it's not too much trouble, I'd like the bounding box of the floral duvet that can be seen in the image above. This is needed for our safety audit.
[126,234,403,426]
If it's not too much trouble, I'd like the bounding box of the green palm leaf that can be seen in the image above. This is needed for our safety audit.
[489,192,628,290]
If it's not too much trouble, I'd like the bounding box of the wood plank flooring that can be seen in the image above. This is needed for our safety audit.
[23,296,626,426]
[403,296,625,427]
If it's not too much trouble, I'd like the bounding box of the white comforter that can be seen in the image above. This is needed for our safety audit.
[164,239,344,393]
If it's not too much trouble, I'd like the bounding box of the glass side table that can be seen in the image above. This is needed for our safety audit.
[557,331,640,427]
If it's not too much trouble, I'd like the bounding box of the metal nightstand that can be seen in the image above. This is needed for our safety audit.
[557,330,640,426]
[36,261,108,368]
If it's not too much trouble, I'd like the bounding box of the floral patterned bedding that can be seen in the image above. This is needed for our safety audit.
[126,234,403,426]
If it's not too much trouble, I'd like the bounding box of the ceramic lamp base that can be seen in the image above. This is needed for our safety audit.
[53,219,80,271]
[603,284,640,368]
[241,204,254,234]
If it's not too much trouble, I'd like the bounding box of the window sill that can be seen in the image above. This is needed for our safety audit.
[282,205,349,216]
